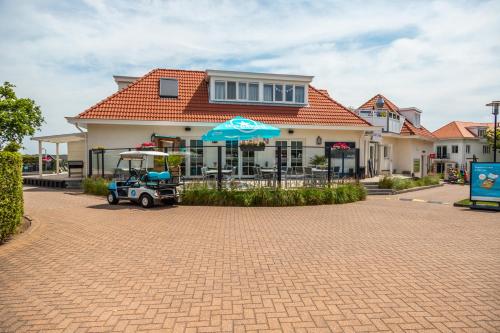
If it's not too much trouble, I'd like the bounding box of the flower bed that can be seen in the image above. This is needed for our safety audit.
[378,175,440,191]
[181,184,366,207]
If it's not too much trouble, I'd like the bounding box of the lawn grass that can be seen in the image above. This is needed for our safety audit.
[454,198,499,207]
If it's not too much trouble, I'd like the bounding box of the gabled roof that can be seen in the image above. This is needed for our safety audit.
[358,94,435,139]
[76,69,371,127]
[433,121,494,139]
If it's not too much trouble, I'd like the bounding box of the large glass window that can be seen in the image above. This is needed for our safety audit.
[291,141,303,168]
[264,84,273,102]
[215,81,225,100]
[242,150,255,175]
[295,85,305,103]
[275,84,283,102]
[285,85,293,102]
[275,141,288,169]
[225,140,238,174]
[238,82,247,100]
[249,83,259,101]
[190,140,203,176]
[227,81,236,99]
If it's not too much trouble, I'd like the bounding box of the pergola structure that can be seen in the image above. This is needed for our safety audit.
[31,132,86,177]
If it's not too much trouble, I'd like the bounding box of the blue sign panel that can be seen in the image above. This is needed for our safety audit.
[470,162,500,202]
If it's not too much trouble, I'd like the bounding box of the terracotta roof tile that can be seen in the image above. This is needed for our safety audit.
[77,69,370,127]
[433,121,495,139]
[358,94,435,139]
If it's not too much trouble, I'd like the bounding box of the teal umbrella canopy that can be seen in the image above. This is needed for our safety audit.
[202,116,281,141]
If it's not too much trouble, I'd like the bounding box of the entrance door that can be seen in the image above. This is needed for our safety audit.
[368,143,378,176]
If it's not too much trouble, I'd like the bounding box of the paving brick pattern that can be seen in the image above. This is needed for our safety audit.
[0,186,499,332]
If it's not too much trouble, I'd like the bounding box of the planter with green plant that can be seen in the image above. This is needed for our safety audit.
[240,141,265,152]
[181,183,366,207]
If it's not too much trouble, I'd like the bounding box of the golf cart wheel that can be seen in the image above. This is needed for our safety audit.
[107,192,119,205]
[140,194,154,208]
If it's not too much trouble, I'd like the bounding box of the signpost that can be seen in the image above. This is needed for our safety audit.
[469,162,500,211]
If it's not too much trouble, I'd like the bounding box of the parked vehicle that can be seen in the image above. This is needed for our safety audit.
[107,151,179,208]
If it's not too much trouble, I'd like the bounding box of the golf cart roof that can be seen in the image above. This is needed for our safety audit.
[119,150,169,160]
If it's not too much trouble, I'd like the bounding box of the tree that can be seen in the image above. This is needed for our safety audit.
[0,82,44,149]
[485,127,500,150]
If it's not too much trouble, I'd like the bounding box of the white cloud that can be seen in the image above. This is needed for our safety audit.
[0,0,499,153]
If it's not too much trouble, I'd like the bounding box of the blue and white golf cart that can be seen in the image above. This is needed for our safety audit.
[107,150,180,208]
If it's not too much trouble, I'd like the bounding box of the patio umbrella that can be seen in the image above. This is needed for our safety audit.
[201,116,280,141]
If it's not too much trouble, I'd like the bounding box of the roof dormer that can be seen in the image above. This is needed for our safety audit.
[399,107,422,128]
[206,69,313,106]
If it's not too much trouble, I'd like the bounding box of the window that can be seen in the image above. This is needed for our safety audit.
[466,145,470,154]
[275,84,283,102]
[452,145,458,154]
[483,145,491,154]
[215,81,225,100]
[189,140,204,176]
[285,85,293,102]
[227,81,236,99]
[295,85,305,103]
[275,141,288,169]
[248,83,259,101]
[238,82,247,100]
[263,84,273,102]
[383,146,388,158]
[225,140,238,174]
[478,128,486,137]
[291,141,303,168]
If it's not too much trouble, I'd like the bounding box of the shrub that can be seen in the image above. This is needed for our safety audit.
[378,175,440,190]
[0,151,23,242]
[83,177,109,196]
[180,183,366,207]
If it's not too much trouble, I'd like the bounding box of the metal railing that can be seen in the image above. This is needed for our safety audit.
[88,145,362,189]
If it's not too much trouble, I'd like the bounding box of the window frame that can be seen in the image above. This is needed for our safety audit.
[451,145,458,154]
[295,85,305,103]
[226,81,236,100]
[214,80,226,100]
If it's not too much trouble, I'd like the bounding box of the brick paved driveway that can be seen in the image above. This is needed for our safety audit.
[0,185,499,332]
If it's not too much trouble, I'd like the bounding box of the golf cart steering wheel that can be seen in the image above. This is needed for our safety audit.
[125,168,139,185]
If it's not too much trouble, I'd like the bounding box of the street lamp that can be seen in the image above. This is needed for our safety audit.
[486,101,499,162]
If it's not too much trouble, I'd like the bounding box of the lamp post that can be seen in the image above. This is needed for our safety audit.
[486,101,499,162]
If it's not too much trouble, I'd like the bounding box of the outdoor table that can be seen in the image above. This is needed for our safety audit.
[206,169,232,176]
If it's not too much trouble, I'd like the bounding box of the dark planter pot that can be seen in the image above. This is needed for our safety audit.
[240,145,265,152]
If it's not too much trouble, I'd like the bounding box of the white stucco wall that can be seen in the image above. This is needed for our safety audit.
[433,138,494,169]
[381,136,433,176]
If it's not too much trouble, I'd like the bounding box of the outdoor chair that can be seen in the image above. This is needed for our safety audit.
[304,167,314,186]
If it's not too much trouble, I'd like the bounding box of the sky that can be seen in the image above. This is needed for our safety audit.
[1,0,499,154]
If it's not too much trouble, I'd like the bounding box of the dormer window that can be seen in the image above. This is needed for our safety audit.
[207,69,312,106]
[295,86,305,103]
[478,128,486,137]
[249,83,259,101]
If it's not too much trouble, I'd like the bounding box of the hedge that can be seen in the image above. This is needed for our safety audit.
[82,177,109,196]
[0,151,24,242]
[378,175,440,191]
[181,183,366,207]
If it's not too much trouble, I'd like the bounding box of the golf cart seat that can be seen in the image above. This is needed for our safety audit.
[145,171,171,181]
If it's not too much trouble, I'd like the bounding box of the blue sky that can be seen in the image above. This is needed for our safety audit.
[1,0,499,153]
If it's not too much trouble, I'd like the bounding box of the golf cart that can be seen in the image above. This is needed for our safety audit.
[107,150,180,208]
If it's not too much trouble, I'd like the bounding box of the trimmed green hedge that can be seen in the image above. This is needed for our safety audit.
[0,151,24,242]
[181,184,366,207]
[83,177,109,196]
[379,175,440,191]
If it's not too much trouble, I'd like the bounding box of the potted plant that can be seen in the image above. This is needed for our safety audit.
[167,154,184,177]
[310,154,327,168]
[240,141,266,152]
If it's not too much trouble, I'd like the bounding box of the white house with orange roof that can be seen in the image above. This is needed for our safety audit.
[432,121,496,173]
[355,94,436,177]
[64,69,380,178]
